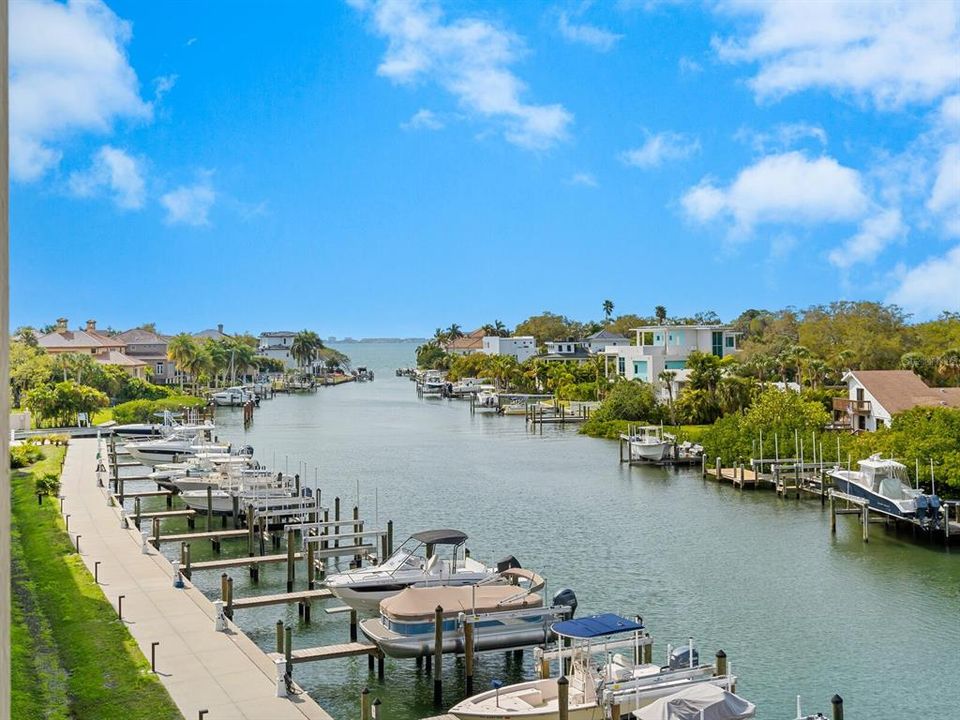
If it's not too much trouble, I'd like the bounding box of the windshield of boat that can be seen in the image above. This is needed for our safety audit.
[871,464,911,500]
[381,537,462,574]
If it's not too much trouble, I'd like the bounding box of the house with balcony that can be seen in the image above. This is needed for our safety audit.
[832,370,960,431]
[258,331,298,370]
[602,324,740,399]
[38,319,148,379]
[480,335,537,363]
[541,330,630,363]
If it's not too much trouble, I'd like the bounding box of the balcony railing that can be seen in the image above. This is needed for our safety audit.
[833,398,871,414]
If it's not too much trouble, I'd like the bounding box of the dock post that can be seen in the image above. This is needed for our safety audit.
[715,649,727,676]
[538,648,549,678]
[371,698,382,719]
[557,675,569,720]
[387,520,394,555]
[380,533,388,564]
[643,633,652,664]
[464,620,474,695]
[246,504,255,557]
[701,452,706,479]
[350,609,358,642]
[433,605,443,706]
[152,517,160,549]
[307,543,315,589]
[830,493,837,534]
[360,688,371,720]
[295,473,300,496]
[353,506,361,566]
[232,495,240,529]
[284,625,293,679]
[610,702,621,720]
[831,694,844,720]
[220,573,228,612]
[276,620,284,654]
[184,543,191,580]
[226,576,234,620]
[135,497,141,529]
[715,456,721,481]
[322,509,329,550]
[334,497,341,548]
[286,529,295,593]
[861,505,869,543]
[206,486,213,534]
[377,651,384,681]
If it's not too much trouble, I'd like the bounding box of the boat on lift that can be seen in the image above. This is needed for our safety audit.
[828,455,941,527]
[629,425,675,462]
[450,614,734,720]
[632,684,755,719]
[360,570,576,659]
[112,410,215,439]
[324,529,502,612]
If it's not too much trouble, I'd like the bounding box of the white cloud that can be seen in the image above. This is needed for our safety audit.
[828,208,905,268]
[401,108,444,131]
[678,56,702,75]
[887,245,960,316]
[569,172,598,187]
[736,122,828,153]
[10,0,151,181]
[352,0,572,150]
[681,151,868,231]
[713,0,960,109]
[68,145,146,209]
[620,131,700,168]
[153,74,177,102]
[927,144,960,236]
[160,176,216,226]
[557,11,623,52]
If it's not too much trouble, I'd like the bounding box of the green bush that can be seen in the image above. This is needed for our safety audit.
[112,396,207,424]
[10,445,44,469]
[35,472,61,496]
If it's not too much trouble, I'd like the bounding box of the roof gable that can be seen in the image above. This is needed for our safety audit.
[847,370,960,414]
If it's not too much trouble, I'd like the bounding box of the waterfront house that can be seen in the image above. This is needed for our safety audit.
[115,327,175,384]
[38,318,147,379]
[445,329,485,356]
[584,329,630,353]
[832,370,960,431]
[602,324,740,399]
[258,331,298,370]
[480,335,537,363]
[542,329,630,363]
[194,323,231,341]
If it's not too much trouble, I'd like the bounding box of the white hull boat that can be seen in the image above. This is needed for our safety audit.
[325,529,501,612]
[827,455,941,526]
[628,426,676,462]
[360,573,576,659]
[125,435,251,467]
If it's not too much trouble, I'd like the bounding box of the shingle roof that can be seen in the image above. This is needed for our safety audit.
[847,370,960,415]
[116,328,170,344]
[96,350,147,367]
[38,329,123,350]
[586,329,629,341]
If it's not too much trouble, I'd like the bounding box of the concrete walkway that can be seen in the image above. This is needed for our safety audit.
[60,438,334,720]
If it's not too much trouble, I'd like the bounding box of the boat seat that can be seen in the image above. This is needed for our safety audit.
[512,689,545,707]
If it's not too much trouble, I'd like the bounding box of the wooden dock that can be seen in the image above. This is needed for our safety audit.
[121,489,172,498]
[232,588,333,610]
[272,642,379,664]
[156,528,249,545]
[138,508,196,520]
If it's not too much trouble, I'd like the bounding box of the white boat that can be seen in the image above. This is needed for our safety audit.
[501,400,529,415]
[828,455,942,526]
[324,529,501,612]
[113,410,215,439]
[633,684,755,719]
[211,386,255,406]
[179,482,303,515]
[475,390,500,412]
[359,571,576,658]
[629,426,675,462]
[126,434,251,467]
[451,378,486,396]
[450,615,734,720]
[420,371,446,396]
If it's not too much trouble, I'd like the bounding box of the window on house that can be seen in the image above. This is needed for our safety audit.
[633,360,648,380]
[155,362,164,374]
[711,331,723,358]
[665,360,686,370]
[618,357,625,376]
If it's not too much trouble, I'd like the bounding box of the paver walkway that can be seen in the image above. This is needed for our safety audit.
[60,438,334,720]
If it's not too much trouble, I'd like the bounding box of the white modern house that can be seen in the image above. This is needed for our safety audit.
[833,370,960,431]
[480,335,537,362]
[603,324,740,399]
[584,329,630,353]
[258,331,298,370]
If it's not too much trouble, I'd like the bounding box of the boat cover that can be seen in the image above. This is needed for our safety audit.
[552,613,643,639]
[411,529,468,545]
[380,585,542,620]
[633,685,756,720]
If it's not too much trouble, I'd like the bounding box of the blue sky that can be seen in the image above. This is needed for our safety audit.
[10,0,960,336]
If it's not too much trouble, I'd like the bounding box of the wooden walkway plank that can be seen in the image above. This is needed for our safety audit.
[232,588,333,610]
[268,642,378,663]
[157,528,249,544]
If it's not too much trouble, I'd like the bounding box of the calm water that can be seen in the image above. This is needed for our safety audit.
[135,342,959,719]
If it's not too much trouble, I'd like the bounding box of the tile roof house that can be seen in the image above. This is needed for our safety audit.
[115,328,175,384]
[38,319,147,379]
[193,323,231,341]
[445,329,485,356]
[833,370,960,431]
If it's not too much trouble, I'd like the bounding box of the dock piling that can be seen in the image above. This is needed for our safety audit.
[831,694,844,720]
[360,688,371,720]
[350,609,358,642]
[307,542,315,589]
[715,649,727,676]
[286,529,296,592]
[433,605,443,705]
[205,486,213,534]
[557,675,569,720]
[464,620,475,694]
[276,620,284,654]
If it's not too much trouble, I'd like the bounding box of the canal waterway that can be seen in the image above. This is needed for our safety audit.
[142,341,959,719]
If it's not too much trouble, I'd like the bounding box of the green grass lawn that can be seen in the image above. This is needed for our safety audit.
[11,448,182,720]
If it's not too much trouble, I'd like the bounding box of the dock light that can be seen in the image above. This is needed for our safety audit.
[492,679,503,708]
[59,495,65,513]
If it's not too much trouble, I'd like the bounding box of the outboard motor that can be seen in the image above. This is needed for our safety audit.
[497,555,521,573]
[669,644,698,670]
[552,588,578,617]
[916,494,942,528]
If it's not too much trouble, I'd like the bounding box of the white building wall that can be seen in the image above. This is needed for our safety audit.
[481,336,537,362]
[846,377,891,431]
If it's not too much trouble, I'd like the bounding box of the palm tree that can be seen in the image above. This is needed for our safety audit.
[433,328,448,345]
[806,358,828,390]
[938,348,960,385]
[602,300,614,323]
[494,320,508,337]
[15,326,38,347]
[446,324,464,340]
[791,345,810,388]
[658,369,677,424]
[654,305,667,325]
[167,333,198,392]
[291,331,321,373]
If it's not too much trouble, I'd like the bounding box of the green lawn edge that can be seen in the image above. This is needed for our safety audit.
[11,447,183,720]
